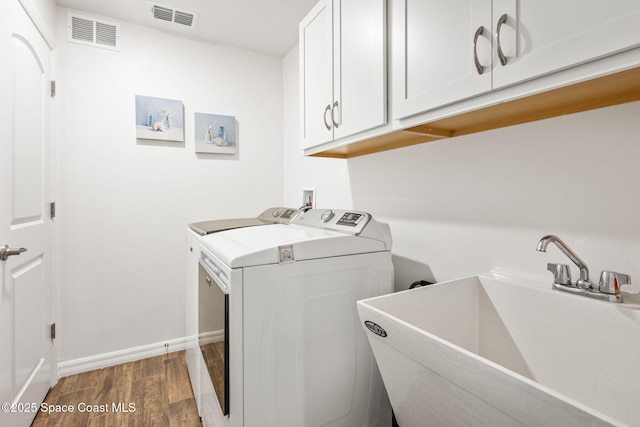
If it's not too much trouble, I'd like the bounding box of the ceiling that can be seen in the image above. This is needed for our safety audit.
[56,0,318,56]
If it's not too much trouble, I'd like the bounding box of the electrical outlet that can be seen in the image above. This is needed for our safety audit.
[303,188,316,208]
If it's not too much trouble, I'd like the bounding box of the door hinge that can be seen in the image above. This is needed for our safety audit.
[50,80,56,98]
[50,202,56,219]
[50,323,56,340]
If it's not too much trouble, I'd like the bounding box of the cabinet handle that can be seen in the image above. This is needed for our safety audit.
[496,13,508,66]
[323,104,332,130]
[473,26,485,75]
[332,101,340,129]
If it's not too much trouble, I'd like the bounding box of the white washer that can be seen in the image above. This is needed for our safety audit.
[187,209,393,427]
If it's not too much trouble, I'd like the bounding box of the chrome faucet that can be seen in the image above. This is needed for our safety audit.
[536,235,631,303]
[536,235,591,289]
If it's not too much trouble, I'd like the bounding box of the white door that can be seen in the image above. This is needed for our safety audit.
[0,1,54,426]
[299,0,334,149]
[492,0,640,88]
[393,0,492,120]
[333,0,387,140]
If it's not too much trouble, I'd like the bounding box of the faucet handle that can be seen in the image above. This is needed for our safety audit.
[547,263,572,286]
[599,271,631,295]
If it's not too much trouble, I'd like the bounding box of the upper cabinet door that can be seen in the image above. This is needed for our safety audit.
[393,0,493,120]
[333,0,387,140]
[492,0,640,89]
[300,0,387,151]
[300,0,334,149]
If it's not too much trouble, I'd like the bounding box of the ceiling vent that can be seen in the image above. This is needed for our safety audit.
[67,12,121,51]
[149,2,199,27]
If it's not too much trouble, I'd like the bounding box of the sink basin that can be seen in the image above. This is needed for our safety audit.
[357,272,640,427]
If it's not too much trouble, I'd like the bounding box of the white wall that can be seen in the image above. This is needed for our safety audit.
[283,45,640,294]
[56,8,284,364]
[349,102,640,291]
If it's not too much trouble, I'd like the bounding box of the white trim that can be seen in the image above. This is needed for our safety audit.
[198,330,224,346]
[58,336,191,378]
[17,0,56,50]
[13,358,44,404]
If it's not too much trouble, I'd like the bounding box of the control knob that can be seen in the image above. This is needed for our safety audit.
[321,210,334,222]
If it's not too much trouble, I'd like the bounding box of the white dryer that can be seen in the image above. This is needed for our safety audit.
[187,209,393,427]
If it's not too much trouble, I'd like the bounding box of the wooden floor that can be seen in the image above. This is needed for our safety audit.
[32,351,203,427]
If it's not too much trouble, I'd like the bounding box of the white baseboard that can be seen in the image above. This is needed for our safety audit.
[58,336,192,378]
[199,330,224,346]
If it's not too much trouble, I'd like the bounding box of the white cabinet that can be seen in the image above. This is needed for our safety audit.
[493,0,640,89]
[394,0,640,120]
[393,0,493,120]
[299,0,333,148]
[300,0,386,150]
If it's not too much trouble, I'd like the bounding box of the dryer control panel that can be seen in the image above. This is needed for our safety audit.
[293,209,371,235]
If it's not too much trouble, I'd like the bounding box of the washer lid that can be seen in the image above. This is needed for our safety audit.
[189,217,265,235]
[188,207,301,235]
[199,222,390,268]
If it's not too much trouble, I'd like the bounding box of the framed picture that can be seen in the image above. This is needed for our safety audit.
[135,95,184,142]
[194,112,237,154]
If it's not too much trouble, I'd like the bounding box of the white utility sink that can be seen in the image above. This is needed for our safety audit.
[357,272,640,427]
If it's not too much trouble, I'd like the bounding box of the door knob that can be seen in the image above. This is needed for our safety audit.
[0,245,27,261]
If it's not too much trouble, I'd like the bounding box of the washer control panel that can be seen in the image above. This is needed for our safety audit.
[293,209,371,235]
[257,207,301,223]
[336,212,366,227]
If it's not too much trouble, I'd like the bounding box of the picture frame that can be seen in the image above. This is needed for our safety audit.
[194,112,237,154]
[135,95,185,142]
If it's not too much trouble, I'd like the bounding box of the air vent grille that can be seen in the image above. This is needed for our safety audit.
[71,16,93,42]
[67,13,120,51]
[96,22,117,46]
[149,2,199,27]
[174,11,194,26]
[152,5,173,22]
